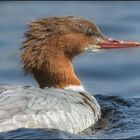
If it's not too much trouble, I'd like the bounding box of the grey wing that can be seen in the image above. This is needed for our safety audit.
[0,86,100,133]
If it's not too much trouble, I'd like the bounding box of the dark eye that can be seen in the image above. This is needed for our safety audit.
[85,29,94,37]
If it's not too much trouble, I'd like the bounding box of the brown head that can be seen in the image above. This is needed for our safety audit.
[21,16,140,89]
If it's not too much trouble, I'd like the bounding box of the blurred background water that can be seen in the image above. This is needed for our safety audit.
[0,1,140,139]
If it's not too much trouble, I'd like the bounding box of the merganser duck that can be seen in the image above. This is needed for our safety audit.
[0,16,140,134]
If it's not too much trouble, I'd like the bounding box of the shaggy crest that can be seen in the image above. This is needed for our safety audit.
[21,16,102,88]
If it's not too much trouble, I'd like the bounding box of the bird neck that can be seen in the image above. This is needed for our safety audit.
[32,55,83,90]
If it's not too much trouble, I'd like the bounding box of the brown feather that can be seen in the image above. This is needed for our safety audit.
[21,16,100,88]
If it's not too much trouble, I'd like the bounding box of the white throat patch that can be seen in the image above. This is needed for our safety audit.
[64,85,86,92]
[84,45,100,53]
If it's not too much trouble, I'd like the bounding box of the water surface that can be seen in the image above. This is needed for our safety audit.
[0,1,140,139]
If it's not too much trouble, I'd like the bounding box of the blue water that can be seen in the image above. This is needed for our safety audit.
[0,1,140,139]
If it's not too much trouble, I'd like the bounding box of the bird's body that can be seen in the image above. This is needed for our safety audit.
[0,16,139,134]
[0,86,100,133]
